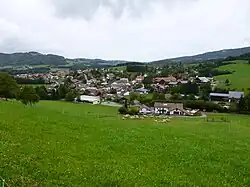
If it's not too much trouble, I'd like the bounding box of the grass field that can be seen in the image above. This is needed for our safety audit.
[31,65,51,68]
[109,66,126,71]
[1,101,250,186]
[215,60,250,92]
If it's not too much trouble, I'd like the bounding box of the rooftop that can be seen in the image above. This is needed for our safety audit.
[210,93,229,97]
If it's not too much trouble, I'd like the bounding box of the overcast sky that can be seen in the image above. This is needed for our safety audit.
[0,0,250,61]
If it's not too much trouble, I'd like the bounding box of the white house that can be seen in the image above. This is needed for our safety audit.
[154,102,191,116]
[140,105,154,114]
[79,95,101,104]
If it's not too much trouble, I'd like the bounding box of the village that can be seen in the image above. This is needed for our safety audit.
[11,63,245,117]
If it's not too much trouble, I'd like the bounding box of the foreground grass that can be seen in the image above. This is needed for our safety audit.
[215,60,250,92]
[1,101,250,186]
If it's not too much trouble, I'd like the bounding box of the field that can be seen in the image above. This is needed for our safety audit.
[1,101,250,186]
[215,60,250,92]
[109,66,126,71]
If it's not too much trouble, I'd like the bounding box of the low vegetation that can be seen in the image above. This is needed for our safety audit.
[1,101,250,186]
[215,60,250,91]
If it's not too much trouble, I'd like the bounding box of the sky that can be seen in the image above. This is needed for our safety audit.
[0,0,250,62]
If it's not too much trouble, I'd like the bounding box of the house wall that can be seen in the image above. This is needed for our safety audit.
[140,108,152,114]
[92,100,100,105]
[170,109,185,116]
[155,107,169,114]
[155,108,187,116]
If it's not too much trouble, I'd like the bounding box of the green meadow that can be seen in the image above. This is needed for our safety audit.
[215,60,250,92]
[1,101,250,186]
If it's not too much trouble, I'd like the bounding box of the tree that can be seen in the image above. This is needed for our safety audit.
[35,86,49,100]
[188,94,196,100]
[51,89,59,100]
[180,82,199,95]
[244,94,250,111]
[58,85,69,99]
[142,75,153,85]
[238,96,247,112]
[130,92,139,101]
[65,91,76,102]
[170,93,182,101]
[200,83,212,93]
[19,86,40,105]
[0,72,19,100]
[225,79,230,86]
[200,91,209,101]
[248,60,250,64]
[119,107,128,114]
[128,107,139,115]
[152,92,165,100]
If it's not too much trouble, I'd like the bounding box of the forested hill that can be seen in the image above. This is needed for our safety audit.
[0,52,134,67]
[152,46,250,65]
[0,52,67,66]
[1,46,250,67]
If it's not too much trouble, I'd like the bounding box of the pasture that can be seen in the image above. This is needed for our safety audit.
[1,101,250,186]
[215,60,250,92]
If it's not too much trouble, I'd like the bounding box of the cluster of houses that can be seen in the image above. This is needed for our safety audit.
[14,69,70,84]
[139,102,201,116]
[15,67,245,116]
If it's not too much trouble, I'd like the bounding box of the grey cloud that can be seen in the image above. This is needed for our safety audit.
[0,0,249,61]
[52,0,187,19]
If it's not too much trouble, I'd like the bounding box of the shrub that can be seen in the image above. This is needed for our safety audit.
[19,86,40,105]
[65,91,76,102]
[184,100,224,112]
[119,107,128,115]
[128,107,139,115]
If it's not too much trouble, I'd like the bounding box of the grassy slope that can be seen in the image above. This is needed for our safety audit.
[1,101,250,186]
[215,60,250,91]
[109,66,126,71]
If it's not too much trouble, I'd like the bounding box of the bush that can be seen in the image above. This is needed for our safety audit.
[128,107,139,115]
[119,107,128,115]
[184,100,224,112]
[65,91,76,102]
[19,86,40,105]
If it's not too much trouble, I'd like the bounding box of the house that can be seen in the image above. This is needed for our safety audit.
[179,80,188,84]
[135,88,149,95]
[140,105,154,114]
[196,77,210,84]
[210,93,230,101]
[78,95,101,104]
[106,73,115,80]
[119,78,129,83]
[135,76,144,82]
[154,76,177,85]
[154,102,191,116]
[152,84,166,92]
[229,91,244,100]
[168,82,179,86]
[210,91,244,102]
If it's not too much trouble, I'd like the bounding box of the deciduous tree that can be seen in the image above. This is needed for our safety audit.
[19,86,40,105]
[0,72,19,100]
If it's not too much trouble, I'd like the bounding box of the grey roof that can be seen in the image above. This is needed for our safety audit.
[210,93,229,97]
[229,91,244,99]
[180,80,188,84]
[136,88,149,92]
[197,77,210,83]
[168,82,178,85]
[154,102,184,110]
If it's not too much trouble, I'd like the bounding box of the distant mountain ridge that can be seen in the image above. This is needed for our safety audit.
[0,52,67,66]
[0,46,250,67]
[152,46,250,65]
